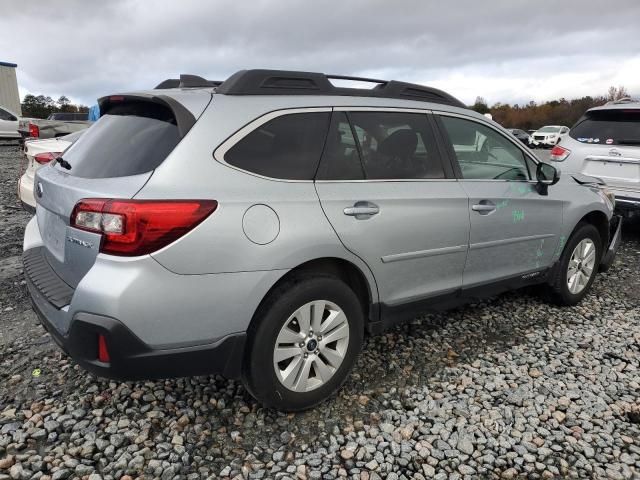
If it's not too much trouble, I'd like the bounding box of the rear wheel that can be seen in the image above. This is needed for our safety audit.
[546,223,601,306]
[242,275,364,411]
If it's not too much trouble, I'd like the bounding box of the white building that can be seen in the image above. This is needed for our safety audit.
[0,61,21,116]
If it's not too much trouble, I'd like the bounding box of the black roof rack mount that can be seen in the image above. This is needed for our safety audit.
[155,74,222,89]
[215,69,466,108]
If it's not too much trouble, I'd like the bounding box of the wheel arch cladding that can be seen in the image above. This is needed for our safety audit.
[248,257,373,334]
[579,210,609,247]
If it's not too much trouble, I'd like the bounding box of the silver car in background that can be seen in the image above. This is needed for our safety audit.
[24,70,621,410]
[549,98,640,216]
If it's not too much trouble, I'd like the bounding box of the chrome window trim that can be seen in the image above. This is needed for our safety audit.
[314,178,458,184]
[333,106,430,114]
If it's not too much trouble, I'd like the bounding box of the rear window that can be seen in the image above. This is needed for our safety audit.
[224,112,330,180]
[56,102,180,178]
[571,109,640,146]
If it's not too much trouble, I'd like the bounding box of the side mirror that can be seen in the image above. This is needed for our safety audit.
[535,162,560,195]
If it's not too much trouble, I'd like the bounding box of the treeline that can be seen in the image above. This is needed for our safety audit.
[21,94,89,119]
[470,86,631,130]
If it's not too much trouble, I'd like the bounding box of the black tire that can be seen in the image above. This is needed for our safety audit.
[242,274,364,411]
[546,223,602,306]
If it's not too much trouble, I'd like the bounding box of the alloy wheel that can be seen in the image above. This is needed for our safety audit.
[567,238,596,294]
[273,300,350,392]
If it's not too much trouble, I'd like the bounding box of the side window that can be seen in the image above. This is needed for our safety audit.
[0,108,11,121]
[224,112,330,180]
[316,112,364,180]
[348,111,445,180]
[439,116,531,181]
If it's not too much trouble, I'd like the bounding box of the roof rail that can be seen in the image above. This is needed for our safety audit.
[215,69,466,108]
[605,97,639,105]
[155,74,222,89]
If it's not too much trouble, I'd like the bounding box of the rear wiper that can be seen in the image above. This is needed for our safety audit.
[617,139,640,146]
[55,156,72,170]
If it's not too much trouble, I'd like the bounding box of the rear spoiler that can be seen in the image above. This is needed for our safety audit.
[97,94,197,138]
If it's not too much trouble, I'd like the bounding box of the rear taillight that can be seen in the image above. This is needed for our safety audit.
[98,334,110,363]
[70,199,217,256]
[29,123,39,138]
[34,152,62,165]
[549,145,571,161]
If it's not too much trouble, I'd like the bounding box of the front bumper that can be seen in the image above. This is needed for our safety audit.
[24,246,246,381]
[600,215,622,271]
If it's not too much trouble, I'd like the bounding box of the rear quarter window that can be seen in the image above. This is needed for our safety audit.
[56,101,180,178]
[224,112,331,180]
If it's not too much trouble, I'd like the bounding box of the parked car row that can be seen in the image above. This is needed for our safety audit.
[507,125,570,148]
[22,69,623,410]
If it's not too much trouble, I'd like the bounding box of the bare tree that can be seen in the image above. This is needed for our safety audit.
[607,85,630,101]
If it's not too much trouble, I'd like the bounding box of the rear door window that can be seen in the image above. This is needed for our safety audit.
[348,111,445,180]
[571,109,640,146]
[225,112,331,180]
[55,101,181,178]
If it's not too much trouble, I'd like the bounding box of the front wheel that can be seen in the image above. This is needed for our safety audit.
[546,223,602,306]
[242,275,364,411]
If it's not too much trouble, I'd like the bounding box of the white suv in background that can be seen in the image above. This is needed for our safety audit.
[549,98,640,215]
[531,125,570,147]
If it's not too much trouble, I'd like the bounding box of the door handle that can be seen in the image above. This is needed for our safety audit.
[472,202,496,214]
[343,201,379,219]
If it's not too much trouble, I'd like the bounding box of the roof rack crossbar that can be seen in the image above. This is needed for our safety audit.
[216,69,466,108]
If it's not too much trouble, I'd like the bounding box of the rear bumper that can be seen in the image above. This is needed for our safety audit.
[29,292,246,380]
[600,215,622,271]
[24,246,247,381]
[615,196,640,213]
[18,172,36,211]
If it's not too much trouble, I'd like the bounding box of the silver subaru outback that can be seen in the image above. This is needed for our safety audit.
[24,70,621,411]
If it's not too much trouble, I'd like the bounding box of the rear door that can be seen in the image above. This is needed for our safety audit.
[315,109,470,307]
[436,114,563,286]
[34,95,209,287]
[569,108,640,190]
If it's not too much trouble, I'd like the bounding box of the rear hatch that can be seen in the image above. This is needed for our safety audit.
[569,108,640,189]
[34,93,209,288]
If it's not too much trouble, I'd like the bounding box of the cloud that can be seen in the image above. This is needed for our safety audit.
[2,0,639,106]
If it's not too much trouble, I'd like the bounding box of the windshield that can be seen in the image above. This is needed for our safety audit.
[570,109,640,145]
[538,126,561,133]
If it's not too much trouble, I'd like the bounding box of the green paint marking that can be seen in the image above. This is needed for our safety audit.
[512,210,525,222]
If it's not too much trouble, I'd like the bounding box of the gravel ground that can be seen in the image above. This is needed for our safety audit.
[0,142,639,480]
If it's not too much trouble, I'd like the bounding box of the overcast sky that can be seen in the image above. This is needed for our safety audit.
[2,0,639,107]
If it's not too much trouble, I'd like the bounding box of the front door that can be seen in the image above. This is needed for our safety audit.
[437,114,563,287]
[315,109,470,307]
